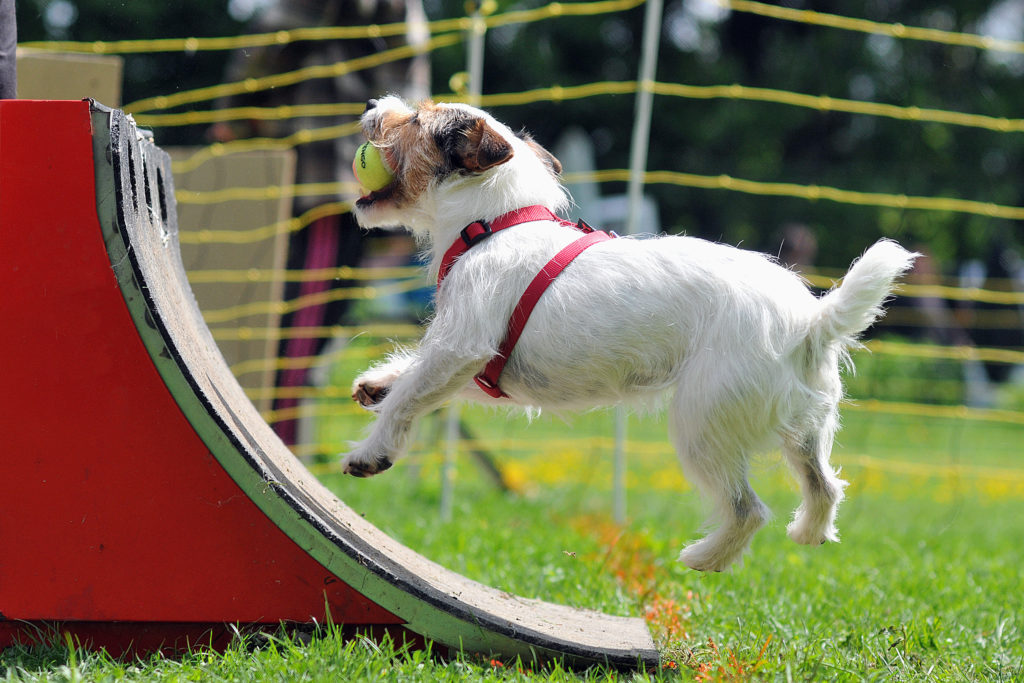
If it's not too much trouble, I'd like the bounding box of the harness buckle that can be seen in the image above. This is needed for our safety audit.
[474,373,508,399]
[461,220,493,248]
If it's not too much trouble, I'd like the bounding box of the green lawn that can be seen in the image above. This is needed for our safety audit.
[315,401,1024,681]
[5,336,1023,681]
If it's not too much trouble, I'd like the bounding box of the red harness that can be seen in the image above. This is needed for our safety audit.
[436,205,616,398]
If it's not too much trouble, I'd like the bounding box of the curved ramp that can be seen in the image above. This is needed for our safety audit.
[0,100,657,670]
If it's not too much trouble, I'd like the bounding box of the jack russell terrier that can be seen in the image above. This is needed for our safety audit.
[342,96,917,572]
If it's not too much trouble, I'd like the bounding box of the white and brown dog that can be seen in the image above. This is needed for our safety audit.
[342,96,917,572]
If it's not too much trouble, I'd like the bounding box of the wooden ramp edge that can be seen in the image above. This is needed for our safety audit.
[0,99,658,670]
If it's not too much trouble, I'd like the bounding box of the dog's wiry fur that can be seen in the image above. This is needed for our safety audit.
[344,96,918,571]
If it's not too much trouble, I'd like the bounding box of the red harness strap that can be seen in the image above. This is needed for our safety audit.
[474,229,614,398]
[436,205,616,399]
[437,205,578,288]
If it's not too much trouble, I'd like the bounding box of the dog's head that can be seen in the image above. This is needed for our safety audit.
[352,97,568,238]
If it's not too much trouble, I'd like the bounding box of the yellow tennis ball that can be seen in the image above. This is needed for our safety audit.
[353,142,395,192]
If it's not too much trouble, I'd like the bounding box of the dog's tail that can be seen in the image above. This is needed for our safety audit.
[813,239,919,349]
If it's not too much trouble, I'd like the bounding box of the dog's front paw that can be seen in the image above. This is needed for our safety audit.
[341,444,395,478]
[352,379,390,408]
[351,367,400,409]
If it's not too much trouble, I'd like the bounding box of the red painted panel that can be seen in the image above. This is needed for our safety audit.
[0,622,424,658]
[0,101,398,633]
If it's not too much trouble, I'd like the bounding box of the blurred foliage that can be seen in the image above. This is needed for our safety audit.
[845,335,967,404]
[995,376,1024,409]
[16,0,1024,267]
[430,0,1024,270]
[16,0,245,144]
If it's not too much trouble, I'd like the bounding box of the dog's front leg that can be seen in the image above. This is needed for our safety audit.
[352,350,416,409]
[342,349,489,477]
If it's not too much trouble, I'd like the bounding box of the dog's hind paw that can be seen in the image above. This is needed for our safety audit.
[786,517,838,546]
[678,542,731,573]
[677,525,760,572]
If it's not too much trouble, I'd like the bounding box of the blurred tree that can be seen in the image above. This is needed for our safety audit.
[16,0,1024,266]
[428,0,1023,269]
[15,0,245,144]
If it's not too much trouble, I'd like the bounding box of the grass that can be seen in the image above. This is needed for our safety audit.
[321,408,1024,681]
[6,337,1024,681]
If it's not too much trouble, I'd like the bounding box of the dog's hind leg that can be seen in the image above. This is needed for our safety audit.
[782,413,847,545]
[670,392,771,572]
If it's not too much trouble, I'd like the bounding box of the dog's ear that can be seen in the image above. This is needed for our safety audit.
[520,133,562,175]
[457,119,514,172]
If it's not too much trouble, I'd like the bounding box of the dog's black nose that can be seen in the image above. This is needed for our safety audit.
[365,99,378,113]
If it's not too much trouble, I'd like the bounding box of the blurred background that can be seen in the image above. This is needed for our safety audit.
[11,0,1024,510]
[9,3,1024,673]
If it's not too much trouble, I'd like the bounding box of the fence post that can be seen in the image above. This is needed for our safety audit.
[614,0,665,524]
[441,401,460,522]
[466,0,488,107]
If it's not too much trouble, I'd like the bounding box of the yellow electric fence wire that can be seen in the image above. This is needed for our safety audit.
[139,79,1024,135]
[650,82,1024,134]
[18,22,418,54]
[231,347,355,378]
[572,169,1024,221]
[158,78,1023,218]
[115,0,646,114]
[244,370,982,407]
[206,311,1023,371]
[297,438,1024,485]
[719,0,1024,55]
[202,278,426,325]
[209,323,421,342]
[246,386,345,402]
[480,81,637,106]
[207,319,1023,369]
[265,405,346,424]
[170,167,1024,246]
[864,339,1024,366]
[124,32,464,114]
[841,453,1024,484]
[134,102,367,127]
[482,0,645,28]
[895,283,1024,306]
[170,122,362,175]
[20,0,644,56]
[801,273,1024,306]
[230,337,415,380]
[187,257,1023,310]
[175,181,358,205]
[227,323,1024,404]
[901,282,1024,305]
[21,0,1020,65]
[476,81,1024,135]
[279,387,355,402]
[188,265,422,284]
[847,399,1024,427]
[133,82,638,127]
[179,201,351,245]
